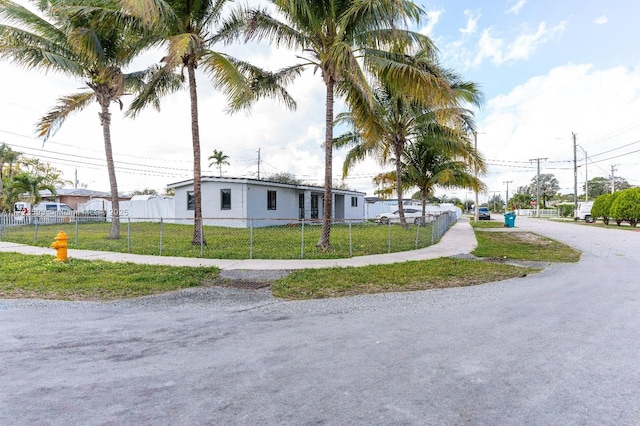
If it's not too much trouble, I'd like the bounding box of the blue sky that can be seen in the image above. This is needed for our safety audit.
[1,0,639,203]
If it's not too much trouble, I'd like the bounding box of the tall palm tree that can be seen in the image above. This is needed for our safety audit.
[208,149,229,177]
[230,0,435,250]
[0,0,152,239]
[336,64,484,228]
[125,0,298,246]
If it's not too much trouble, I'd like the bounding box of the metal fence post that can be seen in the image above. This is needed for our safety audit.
[349,221,353,257]
[159,218,163,256]
[127,216,131,253]
[387,220,391,253]
[300,220,305,259]
[249,219,254,260]
[75,215,79,246]
[431,216,436,245]
[415,221,420,248]
[200,219,204,258]
[34,218,38,244]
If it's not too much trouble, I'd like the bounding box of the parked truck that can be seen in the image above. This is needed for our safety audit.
[575,201,594,223]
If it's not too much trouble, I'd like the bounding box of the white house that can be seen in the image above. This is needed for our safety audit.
[166,176,366,228]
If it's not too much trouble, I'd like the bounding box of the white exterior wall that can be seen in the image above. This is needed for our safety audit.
[169,177,366,228]
[341,194,365,220]
[246,184,300,226]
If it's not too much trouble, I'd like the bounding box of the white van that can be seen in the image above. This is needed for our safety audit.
[32,202,74,214]
[575,201,594,223]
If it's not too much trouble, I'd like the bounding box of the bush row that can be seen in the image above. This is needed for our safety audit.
[591,188,640,227]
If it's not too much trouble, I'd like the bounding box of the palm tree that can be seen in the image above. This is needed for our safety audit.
[230,0,435,250]
[7,172,57,219]
[336,64,484,228]
[400,136,486,223]
[0,0,152,239]
[125,0,298,246]
[208,149,230,177]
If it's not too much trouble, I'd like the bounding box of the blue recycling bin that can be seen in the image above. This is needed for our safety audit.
[504,211,516,228]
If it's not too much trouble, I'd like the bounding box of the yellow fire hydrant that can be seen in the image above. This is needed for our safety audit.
[50,230,68,262]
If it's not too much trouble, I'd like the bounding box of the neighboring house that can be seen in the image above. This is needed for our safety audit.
[39,188,131,210]
[167,176,366,228]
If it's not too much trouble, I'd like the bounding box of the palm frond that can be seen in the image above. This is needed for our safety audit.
[36,91,95,141]
[198,49,253,110]
[126,64,183,117]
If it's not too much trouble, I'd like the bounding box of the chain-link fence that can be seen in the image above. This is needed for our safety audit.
[0,212,457,260]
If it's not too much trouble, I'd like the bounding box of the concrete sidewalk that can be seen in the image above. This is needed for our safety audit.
[0,218,477,270]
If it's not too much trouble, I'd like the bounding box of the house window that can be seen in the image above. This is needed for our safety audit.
[351,196,358,207]
[187,191,195,210]
[220,189,231,210]
[267,190,277,210]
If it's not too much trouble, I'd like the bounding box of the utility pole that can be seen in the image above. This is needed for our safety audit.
[529,157,547,217]
[503,181,512,211]
[473,131,479,223]
[610,164,617,194]
[572,132,578,219]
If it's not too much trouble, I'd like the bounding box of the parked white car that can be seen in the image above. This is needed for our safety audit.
[375,208,433,225]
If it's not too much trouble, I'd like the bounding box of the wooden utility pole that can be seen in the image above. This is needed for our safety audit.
[503,180,512,211]
[529,157,547,217]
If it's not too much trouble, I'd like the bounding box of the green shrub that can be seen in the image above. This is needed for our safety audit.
[600,191,623,225]
[610,188,640,227]
[590,194,609,223]
[557,204,573,218]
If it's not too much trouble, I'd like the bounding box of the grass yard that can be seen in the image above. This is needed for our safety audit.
[0,252,219,301]
[1,220,437,259]
[472,231,581,262]
[272,258,540,300]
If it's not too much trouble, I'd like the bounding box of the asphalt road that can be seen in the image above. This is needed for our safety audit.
[1,217,639,425]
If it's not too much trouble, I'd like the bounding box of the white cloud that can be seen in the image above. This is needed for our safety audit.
[460,9,481,36]
[479,64,640,196]
[594,15,608,25]
[469,21,566,67]
[420,9,444,36]
[506,0,527,15]
[504,21,567,62]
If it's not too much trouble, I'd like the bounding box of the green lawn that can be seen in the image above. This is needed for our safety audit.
[0,252,219,301]
[472,230,581,262]
[272,258,539,300]
[0,219,582,302]
[0,220,437,259]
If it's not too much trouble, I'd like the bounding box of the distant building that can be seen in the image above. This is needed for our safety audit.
[39,188,131,210]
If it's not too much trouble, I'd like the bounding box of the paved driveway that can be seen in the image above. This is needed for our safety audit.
[1,217,639,425]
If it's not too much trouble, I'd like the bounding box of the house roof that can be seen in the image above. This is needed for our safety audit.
[167,176,366,196]
[39,188,131,198]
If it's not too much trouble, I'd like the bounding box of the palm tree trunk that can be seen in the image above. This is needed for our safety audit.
[394,141,407,229]
[98,97,121,239]
[187,57,206,246]
[317,79,334,251]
